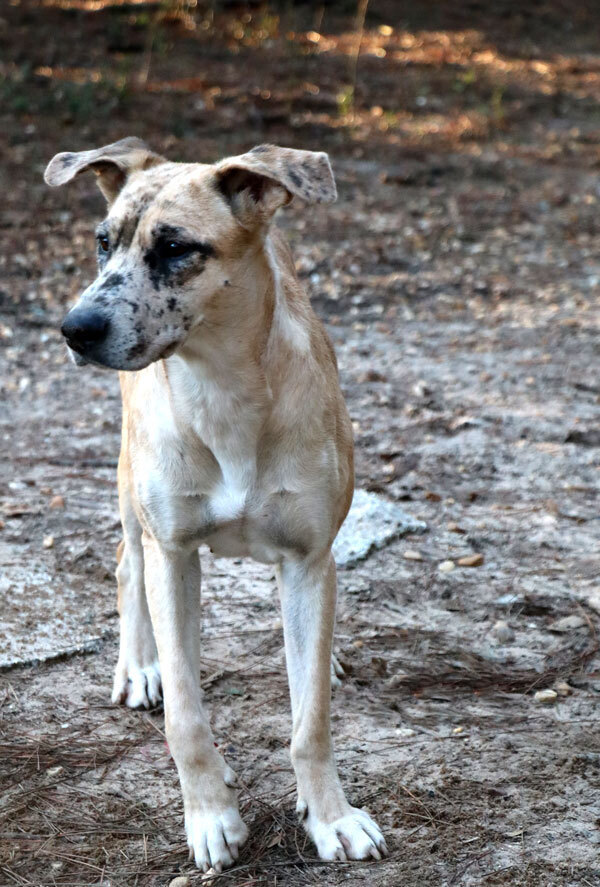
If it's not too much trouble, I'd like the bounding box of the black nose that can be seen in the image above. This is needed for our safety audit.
[61,309,110,348]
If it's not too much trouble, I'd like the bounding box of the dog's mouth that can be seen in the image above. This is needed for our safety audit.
[64,339,91,365]
[65,335,183,371]
[66,341,110,369]
[158,341,179,360]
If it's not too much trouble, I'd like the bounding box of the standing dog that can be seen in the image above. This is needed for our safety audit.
[44,138,388,872]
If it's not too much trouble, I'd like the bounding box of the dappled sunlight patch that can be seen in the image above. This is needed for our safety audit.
[40,0,158,9]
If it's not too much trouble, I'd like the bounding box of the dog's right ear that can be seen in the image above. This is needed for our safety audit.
[44,137,164,203]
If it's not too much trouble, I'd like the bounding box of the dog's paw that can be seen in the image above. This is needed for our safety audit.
[185,806,248,873]
[304,806,388,862]
[111,660,162,709]
[331,653,345,689]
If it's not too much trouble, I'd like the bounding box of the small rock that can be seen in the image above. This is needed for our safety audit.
[457,553,484,567]
[333,489,426,568]
[495,593,521,606]
[49,495,65,509]
[46,765,63,777]
[385,673,408,689]
[364,369,388,383]
[403,549,422,561]
[43,535,54,549]
[395,727,416,738]
[491,620,514,643]
[534,689,558,705]
[438,560,455,573]
[447,521,465,533]
[585,590,600,616]
[411,380,431,398]
[169,878,191,887]
[555,681,573,697]
[548,615,586,633]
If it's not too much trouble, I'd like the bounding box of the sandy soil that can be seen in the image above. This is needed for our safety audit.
[1,2,600,885]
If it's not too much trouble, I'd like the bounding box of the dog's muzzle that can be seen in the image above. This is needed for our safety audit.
[61,308,110,355]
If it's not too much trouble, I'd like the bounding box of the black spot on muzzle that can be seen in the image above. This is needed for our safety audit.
[102,272,125,289]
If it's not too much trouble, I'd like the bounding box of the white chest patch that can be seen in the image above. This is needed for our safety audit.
[209,455,254,523]
[210,482,247,523]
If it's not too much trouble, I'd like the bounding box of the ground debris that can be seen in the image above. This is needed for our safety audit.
[548,615,587,633]
[491,620,514,643]
[438,559,456,573]
[457,553,484,567]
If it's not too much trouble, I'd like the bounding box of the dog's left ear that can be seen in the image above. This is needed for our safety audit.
[44,137,164,203]
[215,144,336,228]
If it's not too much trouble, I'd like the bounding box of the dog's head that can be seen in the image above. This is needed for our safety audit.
[44,137,336,370]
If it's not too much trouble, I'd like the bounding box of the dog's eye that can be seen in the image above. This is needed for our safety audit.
[161,241,190,259]
[157,240,190,259]
[98,236,110,253]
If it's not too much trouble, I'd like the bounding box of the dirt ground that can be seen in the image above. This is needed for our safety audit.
[2,1,600,885]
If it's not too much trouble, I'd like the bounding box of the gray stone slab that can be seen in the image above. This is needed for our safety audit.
[333,489,427,568]
[0,548,109,670]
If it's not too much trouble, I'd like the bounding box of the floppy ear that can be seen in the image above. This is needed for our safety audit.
[44,136,164,203]
[215,144,337,228]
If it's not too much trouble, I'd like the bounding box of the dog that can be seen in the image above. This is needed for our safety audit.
[44,137,388,872]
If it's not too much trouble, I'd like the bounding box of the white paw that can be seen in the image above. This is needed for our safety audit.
[111,660,162,709]
[185,806,248,873]
[331,653,345,689]
[306,807,388,862]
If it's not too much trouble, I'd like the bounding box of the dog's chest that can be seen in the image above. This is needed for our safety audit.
[133,368,321,562]
[204,469,282,564]
[137,446,313,565]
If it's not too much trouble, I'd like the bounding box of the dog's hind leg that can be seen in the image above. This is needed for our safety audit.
[278,553,388,862]
[112,472,162,709]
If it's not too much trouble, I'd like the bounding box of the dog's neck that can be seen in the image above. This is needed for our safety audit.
[165,233,276,396]
[159,233,286,486]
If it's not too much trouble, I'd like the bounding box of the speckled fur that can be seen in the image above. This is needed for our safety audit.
[44,138,387,873]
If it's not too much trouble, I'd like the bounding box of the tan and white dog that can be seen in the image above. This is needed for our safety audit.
[44,137,388,872]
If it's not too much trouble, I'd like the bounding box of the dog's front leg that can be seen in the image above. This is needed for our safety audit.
[142,536,248,872]
[278,553,388,862]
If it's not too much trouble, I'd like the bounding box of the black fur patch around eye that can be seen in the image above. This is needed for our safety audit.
[144,224,215,291]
